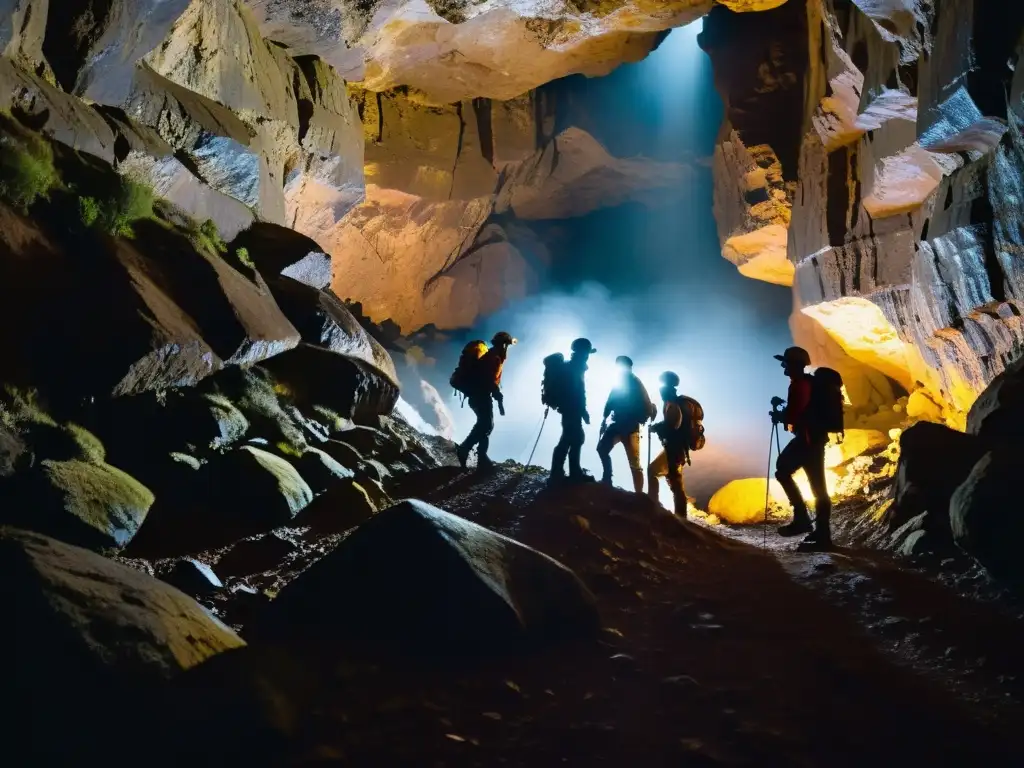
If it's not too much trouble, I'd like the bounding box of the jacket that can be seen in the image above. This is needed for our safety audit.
[783,375,813,439]
[604,373,655,428]
[561,356,589,416]
[477,347,506,399]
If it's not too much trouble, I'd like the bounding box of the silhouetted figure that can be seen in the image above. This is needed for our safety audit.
[454,331,516,470]
[548,338,596,483]
[648,371,688,515]
[598,355,656,492]
[771,346,832,550]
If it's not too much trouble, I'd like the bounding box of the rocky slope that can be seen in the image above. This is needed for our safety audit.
[705,0,1024,426]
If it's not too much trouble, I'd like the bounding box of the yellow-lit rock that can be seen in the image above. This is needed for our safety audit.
[824,429,889,469]
[906,389,944,423]
[800,297,919,393]
[708,478,787,526]
[722,224,793,286]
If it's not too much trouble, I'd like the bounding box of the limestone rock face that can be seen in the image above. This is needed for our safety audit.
[708,0,1024,419]
[245,0,713,102]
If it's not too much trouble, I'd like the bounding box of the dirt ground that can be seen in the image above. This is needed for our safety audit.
[165,463,1024,767]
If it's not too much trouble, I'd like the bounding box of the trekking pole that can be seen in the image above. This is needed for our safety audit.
[525,408,549,468]
[763,405,782,549]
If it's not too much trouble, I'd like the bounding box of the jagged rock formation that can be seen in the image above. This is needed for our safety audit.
[243,0,714,102]
[705,0,1024,423]
[0,0,710,334]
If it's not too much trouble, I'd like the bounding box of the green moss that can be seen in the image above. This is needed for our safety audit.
[62,423,106,463]
[39,459,155,548]
[0,114,59,212]
[235,246,255,269]
[238,446,313,516]
[199,218,227,253]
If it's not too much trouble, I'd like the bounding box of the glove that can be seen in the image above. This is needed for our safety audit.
[583,410,591,425]
[498,401,506,416]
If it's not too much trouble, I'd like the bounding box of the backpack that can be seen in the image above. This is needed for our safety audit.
[675,395,706,456]
[450,340,489,398]
[541,353,570,412]
[808,367,845,437]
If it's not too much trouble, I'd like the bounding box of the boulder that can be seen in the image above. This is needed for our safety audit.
[254,499,600,656]
[890,422,985,534]
[0,58,117,162]
[230,222,334,289]
[951,451,1024,583]
[0,202,300,401]
[320,438,364,469]
[286,445,354,496]
[0,526,244,762]
[267,274,399,384]
[260,343,399,423]
[292,479,377,533]
[210,445,314,527]
[334,424,404,462]
[3,458,154,550]
[708,478,788,525]
[966,356,1024,444]
[127,446,311,558]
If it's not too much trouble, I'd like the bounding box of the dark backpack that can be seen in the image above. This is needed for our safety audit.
[541,353,570,412]
[450,340,489,398]
[808,367,845,437]
[675,395,706,455]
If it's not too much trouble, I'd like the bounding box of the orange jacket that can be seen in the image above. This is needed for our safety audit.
[478,347,505,396]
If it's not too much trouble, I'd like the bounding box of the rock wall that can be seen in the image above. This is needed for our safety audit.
[706,0,1024,424]
[1,0,729,335]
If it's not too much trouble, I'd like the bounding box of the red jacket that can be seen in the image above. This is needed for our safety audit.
[784,376,813,438]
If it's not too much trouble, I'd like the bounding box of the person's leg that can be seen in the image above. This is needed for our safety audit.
[623,429,643,493]
[802,439,831,543]
[596,426,617,484]
[551,413,572,478]
[647,448,668,500]
[775,437,813,535]
[475,398,495,467]
[666,445,687,515]
[457,399,481,466]
[568,418,586,477]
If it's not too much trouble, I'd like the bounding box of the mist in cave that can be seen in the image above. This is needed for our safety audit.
[421,22,795,506]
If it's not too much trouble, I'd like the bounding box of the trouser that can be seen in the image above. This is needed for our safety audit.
[648,443,686,515]
[460,395,494,459]
[597,422,643,492]
[775,434,830,537]
[552,412,586,477]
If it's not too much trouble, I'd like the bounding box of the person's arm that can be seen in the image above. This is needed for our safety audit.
[665,401,683,432]
[783,379,811,429]
[603,393,613,422]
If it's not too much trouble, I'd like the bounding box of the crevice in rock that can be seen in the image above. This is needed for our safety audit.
[472,98,494,167]
[447,102,466,200]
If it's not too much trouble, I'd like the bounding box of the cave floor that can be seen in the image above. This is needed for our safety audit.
[215,465,1024,767]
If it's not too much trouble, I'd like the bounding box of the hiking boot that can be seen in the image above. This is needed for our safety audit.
[600,475,614,487]
[456,444,469,469]
[476,454,495,472]
[568,471,595,484]
[777,518,813,537]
